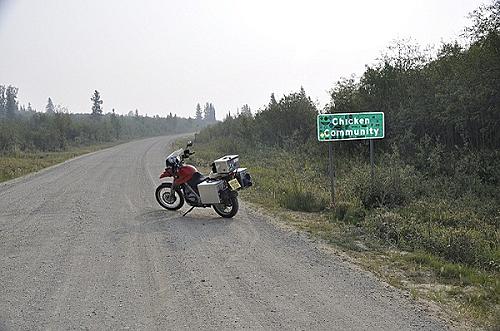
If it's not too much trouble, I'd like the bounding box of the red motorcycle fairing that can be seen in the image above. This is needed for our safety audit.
[174,164,198,185]
[159,168,173,179]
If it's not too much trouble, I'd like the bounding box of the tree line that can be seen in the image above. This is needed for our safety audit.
[195,102,217,123]
[0,88,200,153]
[199,2,500,157]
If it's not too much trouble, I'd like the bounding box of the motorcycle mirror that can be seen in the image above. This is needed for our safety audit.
[187,141,193,147]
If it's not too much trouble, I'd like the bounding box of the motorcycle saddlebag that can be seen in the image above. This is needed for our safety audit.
[235,168,252,188]
[198,180,224,204]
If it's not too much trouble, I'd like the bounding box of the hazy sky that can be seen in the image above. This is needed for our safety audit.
[0,0,484,118]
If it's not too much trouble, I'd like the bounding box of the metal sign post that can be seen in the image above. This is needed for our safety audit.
[317,112,385,207]
[370,139,374,183]
[328,142,335,208]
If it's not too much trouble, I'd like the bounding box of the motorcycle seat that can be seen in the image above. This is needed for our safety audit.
[187,172,207,188]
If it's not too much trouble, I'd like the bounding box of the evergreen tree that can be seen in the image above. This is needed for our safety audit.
[210,103,216,122]
[53,105,71,149]
[5,85,18,119]
[269,93,278,109]
[299,86,306,96]
[0,85,6,118]
[203,103,216,122]
[204,102,210,121]
[46,97,55,114]
[90,90,103,117]
[195,103,203,121]
[240,104,252,116]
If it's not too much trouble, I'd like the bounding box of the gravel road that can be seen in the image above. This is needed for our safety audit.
[0,135,447,330]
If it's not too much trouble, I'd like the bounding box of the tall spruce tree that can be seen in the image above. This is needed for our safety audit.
[46,97,55,114]
[207,103,216,122]
[203,102,210,121]
[195,103,203,121]
[5,85,18,119]
[91,90,103,117]
[269,93,278,109]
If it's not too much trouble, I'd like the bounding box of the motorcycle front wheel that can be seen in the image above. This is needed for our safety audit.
[155,183,184,210]
[213,196,239,218]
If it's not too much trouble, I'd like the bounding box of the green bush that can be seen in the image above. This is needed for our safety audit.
[333,201,366,226]
[352,149,422,208]
[278,182,328,212]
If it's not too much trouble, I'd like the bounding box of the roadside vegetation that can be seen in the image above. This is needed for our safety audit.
[190,2,500,327]
[0,142,126,183]
[0,89,215,183]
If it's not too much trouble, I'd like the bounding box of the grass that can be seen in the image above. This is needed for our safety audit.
[0,141,124,183]
[183,137,500,328]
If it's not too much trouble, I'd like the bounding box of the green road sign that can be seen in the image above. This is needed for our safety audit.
[317,112,384,141]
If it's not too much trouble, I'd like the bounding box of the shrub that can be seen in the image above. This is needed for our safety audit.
[333,201,366,226]
[369,211,405,245]
[278,182,328,212]
[352,149,422,208]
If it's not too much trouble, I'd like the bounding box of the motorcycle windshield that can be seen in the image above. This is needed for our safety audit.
[167,148,183,159]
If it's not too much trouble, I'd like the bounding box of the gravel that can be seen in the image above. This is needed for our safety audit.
[0,136,447,330]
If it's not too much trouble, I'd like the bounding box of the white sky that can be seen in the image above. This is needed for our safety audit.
[0,0,484,118]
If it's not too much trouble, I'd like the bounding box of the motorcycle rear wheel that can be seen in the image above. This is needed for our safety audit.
[155,183,184,210]
[213,196,239,218]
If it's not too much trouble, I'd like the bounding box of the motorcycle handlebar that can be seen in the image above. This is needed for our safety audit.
[182,150,195,158]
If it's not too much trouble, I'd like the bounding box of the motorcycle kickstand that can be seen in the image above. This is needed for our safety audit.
[182,206,195,217]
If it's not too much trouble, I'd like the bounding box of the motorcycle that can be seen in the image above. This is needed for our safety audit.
[155,141,252,218]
